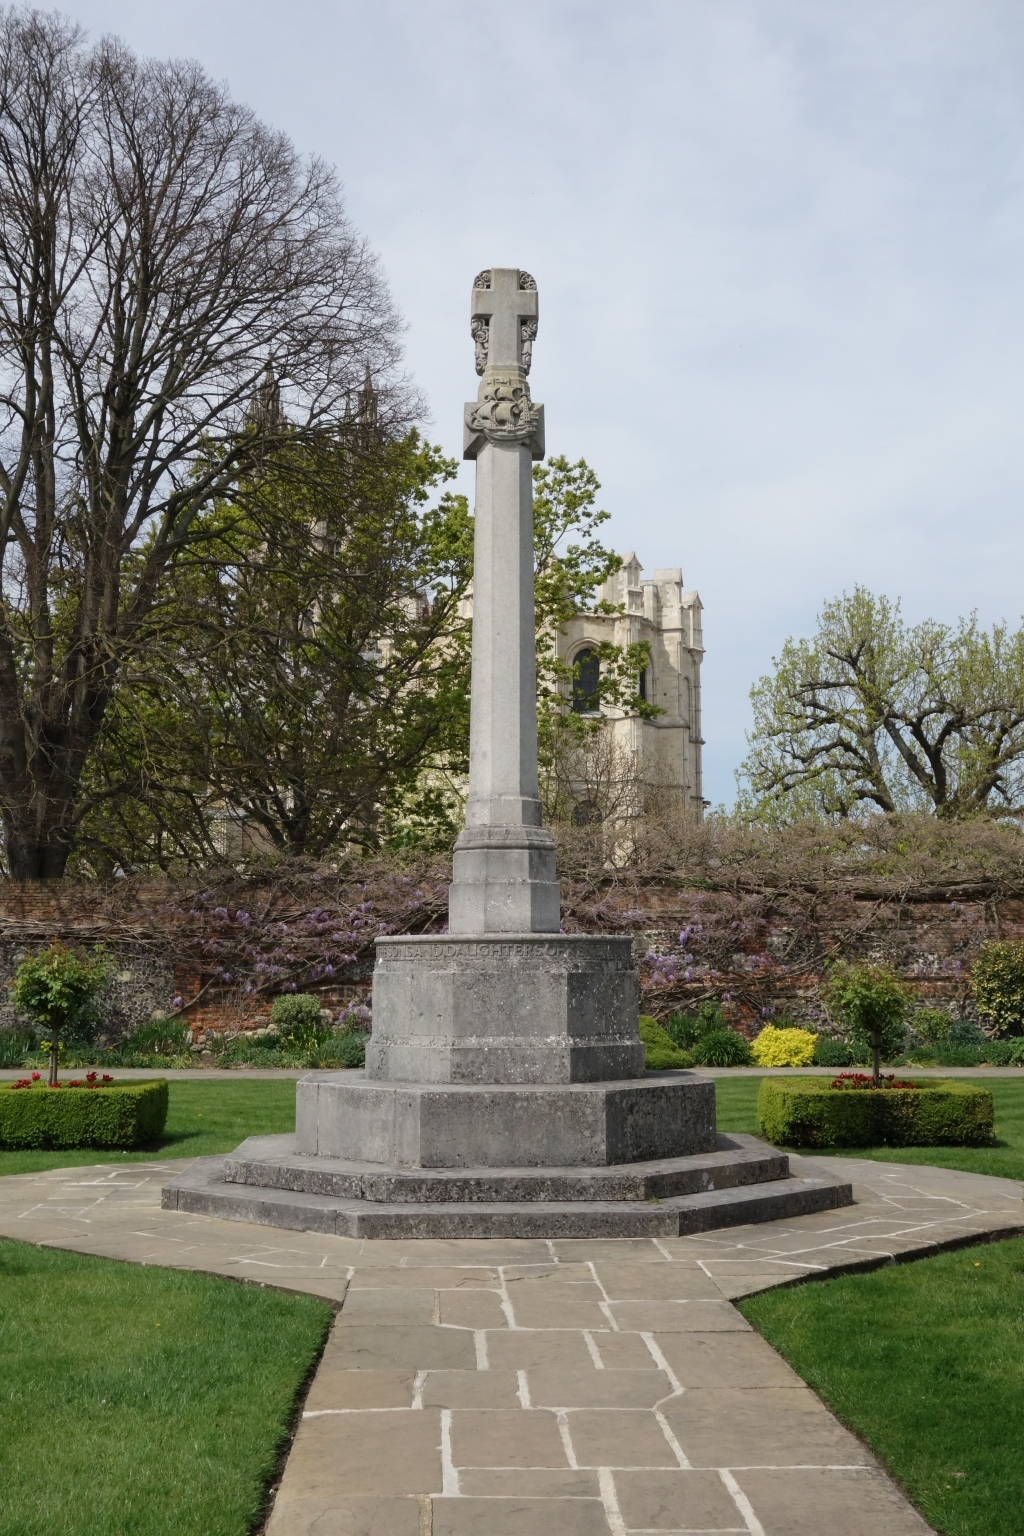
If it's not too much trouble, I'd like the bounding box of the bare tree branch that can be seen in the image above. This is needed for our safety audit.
[0,9,411,875]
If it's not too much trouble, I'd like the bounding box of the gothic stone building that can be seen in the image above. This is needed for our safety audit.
[554,553,705,819]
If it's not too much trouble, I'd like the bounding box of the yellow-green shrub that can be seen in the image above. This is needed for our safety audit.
[751,1025,817,1067]
[972,940,1024,1035]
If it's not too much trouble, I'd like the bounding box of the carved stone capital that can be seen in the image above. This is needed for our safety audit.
[464,372,545,459]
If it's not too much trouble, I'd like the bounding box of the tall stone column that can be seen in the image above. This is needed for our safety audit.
[362,266,644,1087]
[449,268,559,934]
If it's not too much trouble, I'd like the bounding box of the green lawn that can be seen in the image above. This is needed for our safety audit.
[740,1236,1024,1536]
[0,1079,298,1176]
[716,1073,1024,1180]
[0,1237,331,1536]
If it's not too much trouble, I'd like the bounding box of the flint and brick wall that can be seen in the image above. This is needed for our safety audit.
[1,879,1021,1040]
[638,893,1024,1031]
[0,880,375,1042]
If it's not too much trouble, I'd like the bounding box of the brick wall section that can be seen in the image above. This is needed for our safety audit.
[176,977,370,1039]
[2,880,1023,1039]
[0,881,375,1042]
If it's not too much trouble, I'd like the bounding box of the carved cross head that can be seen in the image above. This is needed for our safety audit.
[471,268,539,376]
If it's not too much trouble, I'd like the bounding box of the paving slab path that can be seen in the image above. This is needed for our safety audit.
[1,1156,1021,1535]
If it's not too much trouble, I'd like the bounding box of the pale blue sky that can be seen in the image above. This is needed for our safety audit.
[62,1,1024,804]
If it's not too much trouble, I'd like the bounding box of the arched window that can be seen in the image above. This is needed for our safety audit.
[572,647,600,712]
[638,668,648,703]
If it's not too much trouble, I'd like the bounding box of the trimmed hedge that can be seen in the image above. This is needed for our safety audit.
[757,1076,994,1149]
[0,1079,168,1150]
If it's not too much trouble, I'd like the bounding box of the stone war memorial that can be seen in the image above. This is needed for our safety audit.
[163,268,851,1237]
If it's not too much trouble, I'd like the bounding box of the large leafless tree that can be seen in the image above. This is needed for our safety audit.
[0,8,405,876]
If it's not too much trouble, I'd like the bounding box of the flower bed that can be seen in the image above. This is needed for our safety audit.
[829,1072,920,1090]
[0,1077,168,1150]
[757,1075,994,1149]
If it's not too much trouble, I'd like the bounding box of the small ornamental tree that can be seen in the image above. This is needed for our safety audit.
[971,940,1024,1037]
[11,944,113,1086]
[824,962,911,1086]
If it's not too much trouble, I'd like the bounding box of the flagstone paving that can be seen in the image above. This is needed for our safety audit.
[1,1155,1021,1534]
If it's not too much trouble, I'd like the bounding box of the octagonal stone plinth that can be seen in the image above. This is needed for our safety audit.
[366,933,643,1085]
[296,1070,716,1169]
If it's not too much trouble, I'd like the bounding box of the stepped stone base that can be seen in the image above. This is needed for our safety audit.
[296,1069,716,1168]
[161,1132,854,1239]
[226,1131,789,1203]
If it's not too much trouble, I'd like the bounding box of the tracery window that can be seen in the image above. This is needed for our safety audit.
[572,648,600,712]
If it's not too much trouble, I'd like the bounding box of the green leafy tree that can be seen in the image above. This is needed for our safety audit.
[737,589,1024,823]
[76,449,657,865]
[11,943,112,1085]
[972,940,1024,1037]
[75,431,473,868]
[824,961,911,1085]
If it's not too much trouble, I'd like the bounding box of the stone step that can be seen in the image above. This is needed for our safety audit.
[221,1132,789,1204]
[163,1153,853,1239]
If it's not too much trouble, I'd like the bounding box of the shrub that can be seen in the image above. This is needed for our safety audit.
[664,1002,725,1051]
[306,1031,367,1069]
[751,1025,817,1067]
[983,1041,1016,1066]
[812,1035,854,1068]
[10,943,114,1086]
[0,1028,34,1068]
[240,1044,298,1066]
[209,1035,293,1067]
[972,939,1024,1036]
[270,993,328,1048]
[757,1075,994,1149]
[904,1017,991,1067]
[0,1078,168,1149]
[824,962,911,1084]
[905,1043,985,1068]
[120,1018,191,1057]
[337,1003,372,1034]
[691,1029,752,1067]
[639,1016,694,1070]
[910,1008,954,1045]
[932,1045,985,1067]
[948,1018,985,1046]
[208,1023,367,1069]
